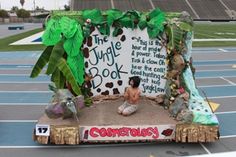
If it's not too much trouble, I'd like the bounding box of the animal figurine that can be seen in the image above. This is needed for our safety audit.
[45,88,82,120]
[169,96,188,118]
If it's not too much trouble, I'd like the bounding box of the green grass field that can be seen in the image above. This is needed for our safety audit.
[193,23,236,47]
[0,28,45,51]
[194,23,236,39]
[0,23,235,51]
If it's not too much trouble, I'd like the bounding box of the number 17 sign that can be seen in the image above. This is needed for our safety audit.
[35,124,50,136]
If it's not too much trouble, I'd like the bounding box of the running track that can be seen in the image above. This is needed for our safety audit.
[1,48,236,157]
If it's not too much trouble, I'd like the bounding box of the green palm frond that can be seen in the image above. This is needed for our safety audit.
[57,58,82,95]
[178,22,192,32]
[42,19,61,46]
[51,68,66,89]
[30,46,54,78]
[46,40,65,75]
[166,24,185,51]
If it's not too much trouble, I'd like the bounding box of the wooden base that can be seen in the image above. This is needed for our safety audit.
[175,124,219,143]
[33,98,219,145]
[34,125,80,145]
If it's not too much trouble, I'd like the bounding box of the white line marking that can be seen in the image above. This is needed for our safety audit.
[10,31,43,45]
[194,39,236,41]
[0,82,49,84]
[219,0,231,11]
[0,68,33,70]
[31,53,37,57]
[195,59,236,62]
[196,77,236,80]
[0,91,52,93]
[16,65,32,68]
[110,0,114,8]
[199,69,236,72]
[0,74,46,76]
[195,64,234,67]
[0,120,37,122]
[0,103,47,106]
[200,142,211,154]
[220,77,236,85]
[220,135,236,139]
[0,68,32,70]
[218,48,228,52]
[196,76,236,79]
[0,142,155,149]
[197,69,234,72]
[208,95,236,99]
[149,0,155,9]
[185,0,200,19]
[198,84,235,88]
[0,81,51,83]
[0,104,47,106]
[215,111,236,114]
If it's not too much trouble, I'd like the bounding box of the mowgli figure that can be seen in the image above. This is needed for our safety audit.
[118,76,141,116]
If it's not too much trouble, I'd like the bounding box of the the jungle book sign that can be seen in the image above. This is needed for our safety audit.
[83,28,167,96]
[80,125,175,141]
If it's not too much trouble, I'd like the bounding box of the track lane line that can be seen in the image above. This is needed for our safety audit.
[220,77,236,85]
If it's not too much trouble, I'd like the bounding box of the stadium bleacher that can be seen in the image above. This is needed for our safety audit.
[223,0,236,10]
[188,0,230,20]
[152,0,198,19]
[72,0,111,10]
[71,0,236,20]
[113,0,152,12]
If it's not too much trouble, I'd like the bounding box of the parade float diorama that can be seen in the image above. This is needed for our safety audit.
[31,8,219,145]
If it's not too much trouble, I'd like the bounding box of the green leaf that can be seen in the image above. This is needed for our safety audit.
[63,25,83,57]
[57,58,82,95]
[82,9,104,25]
[67,55,85,85]
[59,16,78,39]
[138,13,147,30]
[119,16,134,28]
[30,46,54,78]
[64,25,84,85]
[42,19,61,46]
[46,40,65,75]
[112,27,121,37]
[98,23,110,35]
[166,24,184,50]
[105,9,123,27]
[121,10,140,29]
[149,8,162,19]
[147,10,165,38]
[51,68,65,89]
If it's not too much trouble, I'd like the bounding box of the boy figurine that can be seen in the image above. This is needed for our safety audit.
[118,76,141,116]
